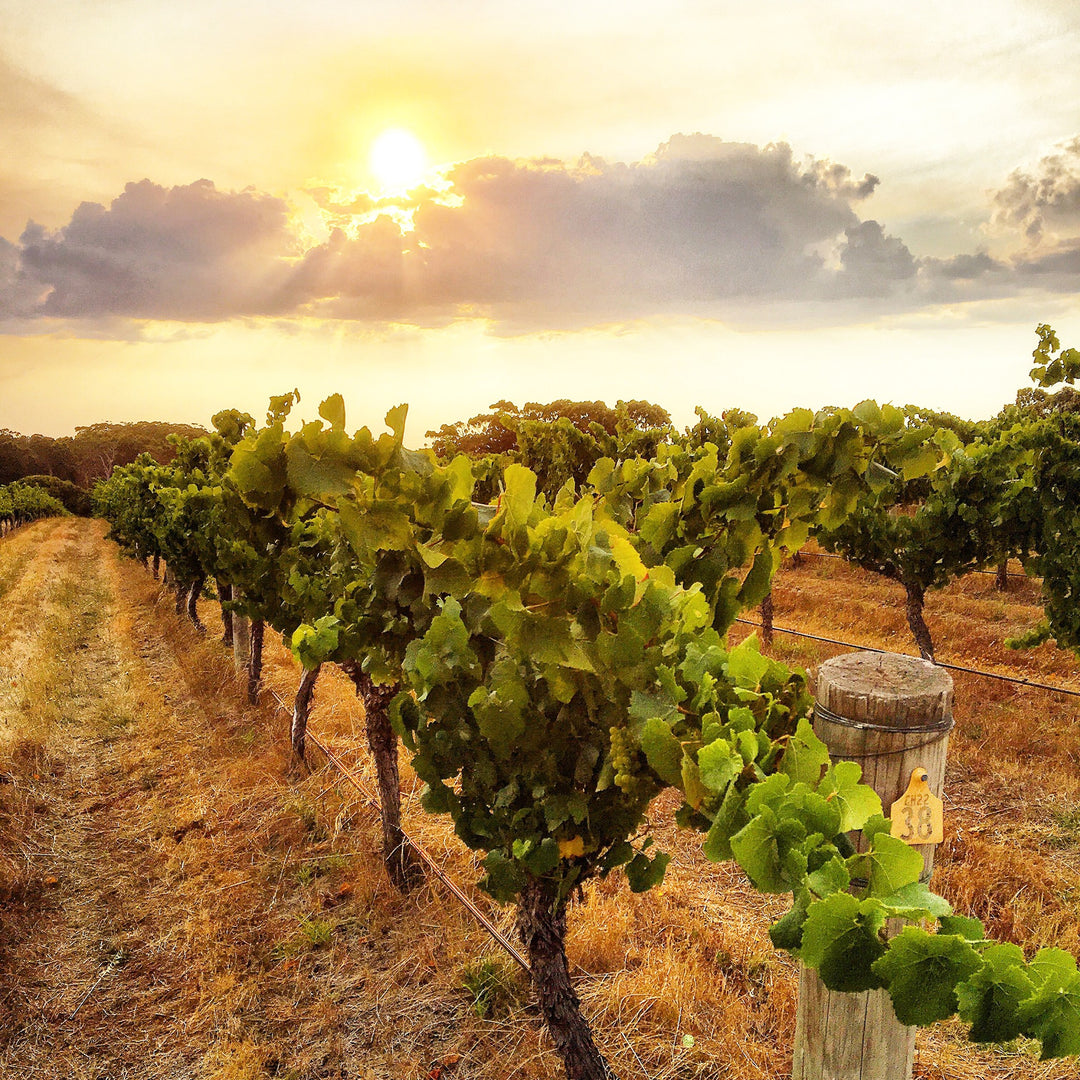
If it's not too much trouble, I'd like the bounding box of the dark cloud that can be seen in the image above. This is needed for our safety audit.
[0,237,45,317]
[923,251,1005,281]
[835,221,917,297]
[3,134,1080,330]
[1012,238,1080,282]
[277,220,407,317]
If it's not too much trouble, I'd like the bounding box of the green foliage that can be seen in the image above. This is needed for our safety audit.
[816,409,1037,656]
[460,956,519,1018]
[1000,326,1080,656]
[16,475,92,515]
[298,916,334,948]
[94,383,1080,1062]
[0,481,68,526]
[1030,323,1080,388]
[427,398,674,501]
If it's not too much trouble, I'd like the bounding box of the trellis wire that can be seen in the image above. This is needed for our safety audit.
[735,619,1080,699]
[264,688,532,974]
[795,550,1030,579]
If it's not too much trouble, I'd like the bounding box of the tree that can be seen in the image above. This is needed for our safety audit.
[1004,325,1080,655]
[815,412,1025,660]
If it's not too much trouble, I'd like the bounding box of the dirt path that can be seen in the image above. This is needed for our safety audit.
[0,519,206,1075]
[0,521,445,1079]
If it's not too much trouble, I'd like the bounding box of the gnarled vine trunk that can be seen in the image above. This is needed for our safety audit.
[187,575,206,633]
[760,591,774,646]
[996,561,1009,592]
[903,580,935,661]
[291,665,321,760]
[173,581,186,616]
[246,618,264,704]
[339,661,422,891]
[151,553,160,580]
[216,580,233,646]
[516,877,615,1080]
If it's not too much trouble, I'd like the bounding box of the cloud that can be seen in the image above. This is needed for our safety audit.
[4,134,1080,331]
[992,136,1080,244]
[408,138,872,309]
[14,179,300,319]
[304,135,893,323]
[834,221,918,297]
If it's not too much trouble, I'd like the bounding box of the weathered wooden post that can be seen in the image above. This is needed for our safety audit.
[792,652,953,1080]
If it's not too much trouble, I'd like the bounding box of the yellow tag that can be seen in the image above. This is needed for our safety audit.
[889,767,944,845]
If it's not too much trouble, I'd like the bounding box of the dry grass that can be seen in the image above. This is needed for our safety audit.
[1,522,1079,1079]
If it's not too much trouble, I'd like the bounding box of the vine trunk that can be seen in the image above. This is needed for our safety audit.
[187,576,206,633]
[516,877,615,1080]
[216,580,233,646]
[291,665,321,761]
[903,580,935,660]
[340,662,422,891]
[246,618,264,704]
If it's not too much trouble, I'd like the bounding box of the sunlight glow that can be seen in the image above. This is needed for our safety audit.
[369,128,428,193]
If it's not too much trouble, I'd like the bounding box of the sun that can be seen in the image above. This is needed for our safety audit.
[369,128,428,193]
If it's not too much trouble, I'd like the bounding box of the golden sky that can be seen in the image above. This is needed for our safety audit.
[3,0,1080,437]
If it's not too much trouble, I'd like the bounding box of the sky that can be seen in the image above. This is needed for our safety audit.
[3,0,1080,440]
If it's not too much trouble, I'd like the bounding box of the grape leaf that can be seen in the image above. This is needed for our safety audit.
[318,393,346,429]
[806,855,850,899]
[800,892,888,992]
[769,898,810,952]
[818,760,882,831]
[701,783,747,862]
[1018,948,1080,1059]
[878,881,952,921]
[780,716,830,787]
[291,616,339,668]
[860,831,924,898]
[937,914,984,942]
[872,927,983,1026]
[502,464,537,527]
[626,849,670,893]
[696,737,742,794]
[724,637,771,690]
[955,943,1033,1043]
[639,717,684,786]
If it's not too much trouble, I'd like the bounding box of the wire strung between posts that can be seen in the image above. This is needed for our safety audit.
[265,688,532,975]
[735,619,1080,699]
[794,550,1030,579]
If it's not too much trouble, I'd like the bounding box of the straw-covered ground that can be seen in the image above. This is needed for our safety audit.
[1,517,1078,1079]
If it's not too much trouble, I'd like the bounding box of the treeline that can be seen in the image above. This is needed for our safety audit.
[91,328,1080,1078]
[0,421,209,498]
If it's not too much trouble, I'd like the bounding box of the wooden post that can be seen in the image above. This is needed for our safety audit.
[792,652,953,1080]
